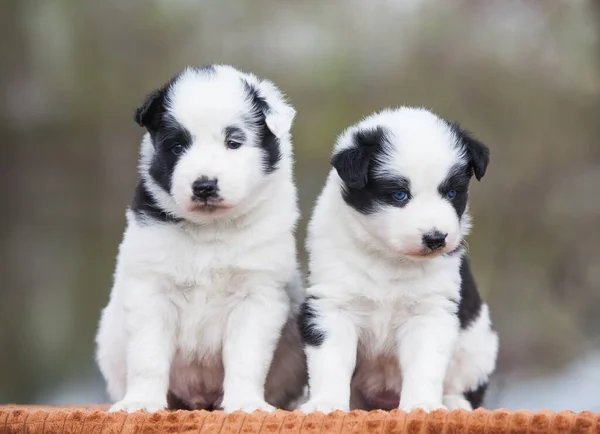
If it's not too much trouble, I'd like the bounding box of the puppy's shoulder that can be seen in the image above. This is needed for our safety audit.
[115,211,189,272]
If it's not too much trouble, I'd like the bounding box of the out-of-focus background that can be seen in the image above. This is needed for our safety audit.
[1,0,599,411]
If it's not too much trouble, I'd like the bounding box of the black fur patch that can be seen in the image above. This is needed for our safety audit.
[331,127,387,190]
[457,256,483,329]
[242,80,281,174]
[224,125,246,143]
[134,87,166,130]
[449,122,490,181]
[299,296,326,346]
[464,382,488,409]
[131,181,182,224]
[148,119,193,193]
[438,164,471,219]
[332,127,414,215]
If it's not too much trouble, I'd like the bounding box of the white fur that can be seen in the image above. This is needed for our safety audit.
[300,107,498,413]
[95,65,305,414]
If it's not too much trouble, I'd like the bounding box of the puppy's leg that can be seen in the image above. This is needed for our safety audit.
[299,296,358,413]
[96,302,127,401]
[221,288,289,413]
[397,305,458,413]
[109,276,176,413]
[443,304,498,410]
[264,317,308,410]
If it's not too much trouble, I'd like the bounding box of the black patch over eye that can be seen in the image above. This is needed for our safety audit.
[224,126,246,150]
[438,164,471,218]
[375,177,412,208]
[342,175,412,213]
[148,119,192,194]
[333,126,413,214]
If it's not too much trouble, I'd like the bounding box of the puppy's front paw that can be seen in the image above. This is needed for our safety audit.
[222,399,276,413]
[109,399,167,413]
[443,394,473,411]
[300,400,349,414]
[399,401,447,413]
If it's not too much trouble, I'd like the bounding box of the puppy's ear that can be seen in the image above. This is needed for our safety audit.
[331,146,372,189]
[134,88,166,130]
[451,122,490,181]
[331,127,385,189]
[265,104,296,139]
[256,79,296,139]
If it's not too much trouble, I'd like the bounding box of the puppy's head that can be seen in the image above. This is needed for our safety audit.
[331,107,489,260]
[135,65,295,222]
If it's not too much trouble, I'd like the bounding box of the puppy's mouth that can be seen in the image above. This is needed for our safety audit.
[403,244,459,259]
[188,198,230,214]
[404,249,446,259]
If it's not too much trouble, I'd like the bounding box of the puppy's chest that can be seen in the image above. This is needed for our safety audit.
[354,299,410,355]
[159,240,253,359]
[154,235,249,289]
[351,276,459,355]
[172,284,244,360]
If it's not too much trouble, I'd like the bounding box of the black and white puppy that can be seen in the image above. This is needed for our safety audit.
[95,65,306,413]
[299,107,498,413]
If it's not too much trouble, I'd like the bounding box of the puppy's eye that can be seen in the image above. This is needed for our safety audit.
[171,144,184,155]
[392,191,409,202]
[446,190,457,200]
[226,140,242,150]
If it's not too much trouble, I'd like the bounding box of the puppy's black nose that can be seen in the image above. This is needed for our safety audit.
[192,178,218,199]
[422,231,447,250]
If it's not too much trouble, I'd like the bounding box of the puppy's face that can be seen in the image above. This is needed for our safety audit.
[331,108,489,260]
[135,65,295,222]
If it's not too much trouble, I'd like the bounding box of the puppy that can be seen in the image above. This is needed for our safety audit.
[95,65,306,413]
[299,107,498,413]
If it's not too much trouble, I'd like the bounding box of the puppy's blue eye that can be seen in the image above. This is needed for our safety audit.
[392,191,408,202]
[171,144,183,155]
[226,140,242,150]
[447,190,457,200]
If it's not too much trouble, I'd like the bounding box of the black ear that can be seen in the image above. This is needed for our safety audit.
[451,122,490,181]
[330,126,386,189]
[134,88,166,130]
[331,146,372,189]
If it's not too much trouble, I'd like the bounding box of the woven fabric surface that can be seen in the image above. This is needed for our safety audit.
[1,406,599,434]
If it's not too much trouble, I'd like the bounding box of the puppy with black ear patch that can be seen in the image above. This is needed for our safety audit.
[299,107,498,413]
[95,65,306,413]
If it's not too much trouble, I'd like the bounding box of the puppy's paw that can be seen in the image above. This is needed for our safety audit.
[299,400,349,414]
[109,399,167,413]
[222,399,276,414]
[443,394,473,411]
[399,401,447,413]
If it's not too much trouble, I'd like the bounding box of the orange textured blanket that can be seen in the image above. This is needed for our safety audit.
[1,406,598,434]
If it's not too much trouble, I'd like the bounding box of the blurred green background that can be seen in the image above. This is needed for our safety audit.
[1,0,599,411]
